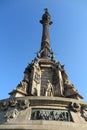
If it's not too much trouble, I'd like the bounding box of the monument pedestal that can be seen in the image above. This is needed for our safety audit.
[0,96,87,130]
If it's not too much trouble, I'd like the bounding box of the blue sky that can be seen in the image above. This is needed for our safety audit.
[0,0,87,101]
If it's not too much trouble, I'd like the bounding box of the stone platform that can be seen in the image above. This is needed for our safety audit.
[0,121,87,130]
[0,96,87,130]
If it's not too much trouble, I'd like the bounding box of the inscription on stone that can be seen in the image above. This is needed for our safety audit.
[31,108,72,121]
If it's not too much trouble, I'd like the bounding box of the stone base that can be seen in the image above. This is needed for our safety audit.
[0,121,87,130]
[0,96,87,130]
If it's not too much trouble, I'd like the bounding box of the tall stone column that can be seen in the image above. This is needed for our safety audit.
[40,8,53,58]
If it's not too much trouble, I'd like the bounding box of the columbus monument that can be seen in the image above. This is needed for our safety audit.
[0,9,87,130]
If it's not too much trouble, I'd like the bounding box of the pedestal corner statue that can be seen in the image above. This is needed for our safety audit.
[0,8,87,130]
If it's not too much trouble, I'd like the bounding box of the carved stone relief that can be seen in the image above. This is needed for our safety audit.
[0,98,30,122]
[9,98,17,107]
[16,81,28,93]
[70,103,81,112]
[18,99,30,110]
[81,105,87,121]
[0,100,8,111]
[64,79,78,98]
[4,108,19,122]
[31,108,72,121]
[34,72,40,84]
